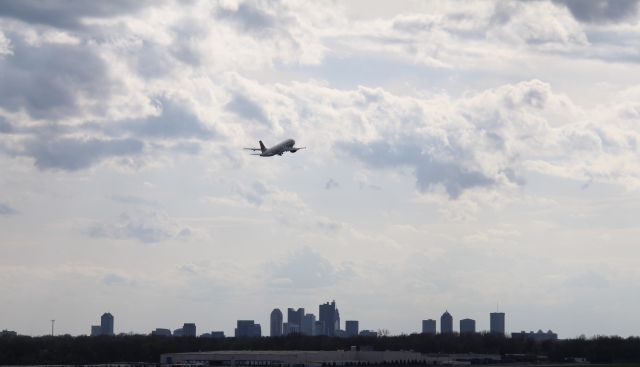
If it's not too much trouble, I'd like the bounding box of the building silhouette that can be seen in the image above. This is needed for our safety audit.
[319,301,340,336]
[460,318,476,334]
[235,320,261,337]
[422,319,436,334]
[490,312,505,335]
[345,320,359,337]
[151,328,172,336]
[302,313,316,335]
[183,323,196,337]
[270,308,283,337]
[440,311,453,334]
[287,308,304,332]
[100,312,114,336]
[173,328,183,336]
[511,330,557,342]
[90,325,101,336]
[211,331,225,338]
[283,322,300,335]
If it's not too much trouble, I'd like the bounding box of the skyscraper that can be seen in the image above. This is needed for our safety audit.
[345,320,359,337]
[270,308,283,337]
[319,301,339,336]
[422,319,436,334]
[235,320,261,337]
[183,323,196,337]
[440,311,453,334]
[287,308,304,330]
[490,312,505,335]
[101,313,114,336]
[460,318,476,334]
[302,314,316,336]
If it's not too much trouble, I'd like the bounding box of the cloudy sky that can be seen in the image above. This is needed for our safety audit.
[1,0,640,338]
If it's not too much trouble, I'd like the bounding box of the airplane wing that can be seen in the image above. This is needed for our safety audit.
[287,147,306,152]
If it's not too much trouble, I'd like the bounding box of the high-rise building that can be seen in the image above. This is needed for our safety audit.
[101,313,114,336]
[173,328,183,336]
[490,312,505,335]
[345,320,359,337]
[422,319,436,334]
[319,301,339,336]
[183,323,196,337]
[270,308,283,337]
[460,318,476,334]
[287,308,304,330]
[302,314,316,336]
[235,320,261,337]
[440,311,453,334]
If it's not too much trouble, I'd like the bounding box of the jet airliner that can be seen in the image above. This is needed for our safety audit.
[244,139,306,157]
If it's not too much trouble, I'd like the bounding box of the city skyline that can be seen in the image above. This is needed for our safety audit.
[71,303,557,339]
[2,0,640,339]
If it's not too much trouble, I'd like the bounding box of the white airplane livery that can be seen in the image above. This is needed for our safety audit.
[244,139,306,157]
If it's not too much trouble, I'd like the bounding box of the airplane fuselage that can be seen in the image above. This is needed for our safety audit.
[260,139,296,156]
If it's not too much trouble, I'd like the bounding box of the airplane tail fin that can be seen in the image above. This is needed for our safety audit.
[259,140,266,153]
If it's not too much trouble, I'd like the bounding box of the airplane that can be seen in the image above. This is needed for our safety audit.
[244,139,306,157]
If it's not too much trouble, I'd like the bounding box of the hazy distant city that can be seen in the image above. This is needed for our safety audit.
[73,300,558,343]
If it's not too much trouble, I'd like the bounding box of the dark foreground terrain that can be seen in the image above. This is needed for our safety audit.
[1,333,639,365]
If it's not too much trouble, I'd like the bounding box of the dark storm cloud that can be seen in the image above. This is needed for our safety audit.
[225,94,269,124]
[21,136,143,171]
[0,37,112,120]
[0,202,18,215]
[338,139,495,199]
[118,99,215,139]
[555,0,640,23]
[215,2,277,32]
[0,0,152,29]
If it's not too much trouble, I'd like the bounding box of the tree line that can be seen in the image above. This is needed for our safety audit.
[1,332,639,365]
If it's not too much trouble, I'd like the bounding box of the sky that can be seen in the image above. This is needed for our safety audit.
[1,0,640,339]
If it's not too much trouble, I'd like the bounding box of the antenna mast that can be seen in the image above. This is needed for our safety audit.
[51,320,55,336]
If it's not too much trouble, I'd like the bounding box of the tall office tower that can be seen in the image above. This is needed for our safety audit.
[460,319,476,334]
[235,320,261,337]
[422,319,436,334]
[302,314,316,335]
[315,321,324,335]
[490,312,505,335]
[270,308,283,337]
[183,323,196,337]
[440,311,453,334]
[101,312,114,336]
[345,320,359,337]
[287,308,305,329]
[319,301,339,336]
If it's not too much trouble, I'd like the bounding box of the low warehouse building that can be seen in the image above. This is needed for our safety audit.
[160,349,457,366]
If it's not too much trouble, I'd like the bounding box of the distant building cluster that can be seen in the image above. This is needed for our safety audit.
[268,300,377,338]
[421,310,505,335]
[86,304,555,340]
[511,330,558,342]
[90,312,114,336]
